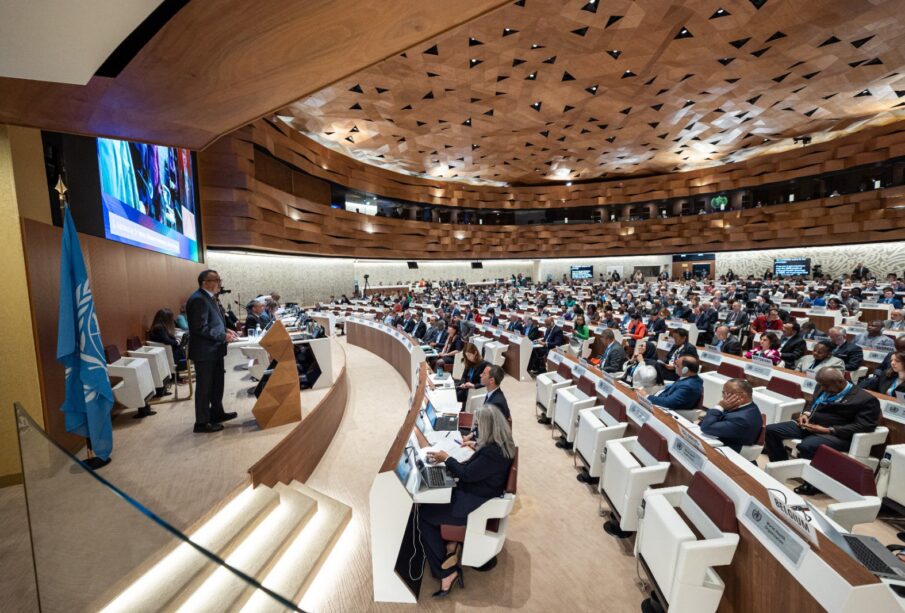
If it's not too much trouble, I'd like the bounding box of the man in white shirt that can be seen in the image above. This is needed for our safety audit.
[854,321,895,351]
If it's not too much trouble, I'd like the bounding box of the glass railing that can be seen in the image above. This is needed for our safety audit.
[12,402,303,612]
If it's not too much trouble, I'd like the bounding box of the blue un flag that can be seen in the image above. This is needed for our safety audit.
[56,207,114,460]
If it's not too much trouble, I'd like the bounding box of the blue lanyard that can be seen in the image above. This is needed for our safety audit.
[812,382,852,410]
[888,380,901,396]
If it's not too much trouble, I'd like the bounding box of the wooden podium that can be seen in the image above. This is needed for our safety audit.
[251,320,302,429]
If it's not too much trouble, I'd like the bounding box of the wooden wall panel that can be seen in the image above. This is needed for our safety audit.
[0,0,512,149]
[21,219,204,452]
[248,118,905,209]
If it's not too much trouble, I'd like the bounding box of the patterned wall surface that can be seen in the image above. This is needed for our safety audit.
[537,255,671,281]
[356,259,533,288]
[715,242,905,279]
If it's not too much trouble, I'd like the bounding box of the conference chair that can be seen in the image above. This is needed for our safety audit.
[463,387,488,414]
[440,448,518,569]
[104,345,155,417]
[635,472,740,613]
[738,414,767,462]
[552,374,598,449]
[125,341,172,396]
[240,345,271,381]
[535,356,576,419]
[483,337,508,367]
[599,424,671,537]
[765,445,882,531]
[782,425,889,471]
[451,351,466,379]
[751,377,806,425]
[575,395,629,482]
[876,444,905,510]
[699,362,746,409]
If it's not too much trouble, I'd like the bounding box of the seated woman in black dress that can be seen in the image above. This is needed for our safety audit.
[148,308,187,372]
[420,405,516,598]
[456,342,489,404]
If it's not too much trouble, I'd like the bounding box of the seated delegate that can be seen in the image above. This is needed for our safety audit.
[699,378,762,453]
[795,340,845,373]
[420,406,516,598]
[148,308,187,372]
[744,332,783,365]
[859,351,905,397]
[764,368,881,494]
[655,327,698,383]
[827,326,864,371]
[456,343,489,403]
[640,356,703,412]
[594,329,627,373]
[711,325,741,356]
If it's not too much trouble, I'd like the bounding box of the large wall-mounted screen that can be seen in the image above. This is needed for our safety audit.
[97,138,199,261]
[774,258,810,277]
[570,265,593,280]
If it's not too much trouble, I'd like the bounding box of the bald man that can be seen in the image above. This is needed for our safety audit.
[764,369,880,493]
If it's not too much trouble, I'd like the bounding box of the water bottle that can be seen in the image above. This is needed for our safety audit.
[255,324,262,339]
[436,363,443,378]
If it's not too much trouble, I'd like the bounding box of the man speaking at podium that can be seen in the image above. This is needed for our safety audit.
[187,270,239,433]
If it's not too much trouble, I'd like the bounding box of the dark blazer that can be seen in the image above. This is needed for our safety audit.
[433,329,450,347]
[860,370,905,398]
[649,375,704,411]
[832,341,865,371]
[647,318,667,337]
[458,360,490,388]
[779,334,807,369]
[672,305,693,321]
[402,318,416,333]
[487,316,500,327]
[186,288,228,362]
[244,313,263,333]
[412,321,427,339]
[713,337,742,356]
[665,341,699,364]
[699,403,763,453]
[445,443,512,519]
[522,322,542,340]
[507,320,523,332]
[695,308,719,335]
[598,342,628,373]
[808,386,881,440]
[542,325,565,349]
[724,310,749,330]
[483,388,511,421]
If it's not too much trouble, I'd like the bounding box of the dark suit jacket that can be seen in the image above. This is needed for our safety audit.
[186,288,228,362]
[522,323,541,341]
[695,308,719,334]
[713,337,742,356]
[244,313,263,333]
[483,388,511,421]
[649,375,703,410]
[507,320,523,332]
[724,310,749,330]
[808,386,881,440]
[860,371,905,398]
[402,318,416,333]
[647,318,667,337]
[699,403,763,453]
[779,335,806,369]
[599,342,628,373]
[445,443,512,519]
[665,341,698,364]
[832,341,864,371]
[459,360,490,388]
[412,321,427,339]
[542,325,565,349]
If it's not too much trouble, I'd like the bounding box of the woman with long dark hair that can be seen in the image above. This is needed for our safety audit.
[149,308,187,371]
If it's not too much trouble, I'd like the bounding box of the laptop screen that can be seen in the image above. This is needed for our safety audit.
[424,402,438,428]
[394,448,412,484]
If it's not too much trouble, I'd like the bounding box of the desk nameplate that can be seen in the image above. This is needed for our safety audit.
[700,351,722,365]
[628,401,652,425]
[883,402,905,418]
[596,380,614,396]
[671,436,708,474]
[743,500,807,569]
[744,363,774,380]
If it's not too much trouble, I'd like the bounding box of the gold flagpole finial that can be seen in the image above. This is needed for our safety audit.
[54,175,68,210]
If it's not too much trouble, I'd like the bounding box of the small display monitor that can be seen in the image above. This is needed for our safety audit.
[394,447,413,484]
[571,265,593,280]
[774,258,810,277]
[424,401,438,429]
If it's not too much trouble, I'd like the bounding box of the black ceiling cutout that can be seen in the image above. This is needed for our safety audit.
[863,58,883,66]
[729,37,751,49]
[376,87,389,93]
[607,49,622,59]
[349,84,363,93]
[423,91,434,99]
[656,88,669,95]
[543,56,557,64]
[851,35,874,48]
[525,71,537,80]
[710,8,730,18]
[502,27,518,37]
[683,100,695,107]
[585,84,599,94]
[766,31,786,42]
[513,0,525,6]
[530,101,542,111]
[462,117,472,126]
[849,60,865,68]
[819,36,840,47]
[772,72,790,82]
[802,71,820,80]
[622,70,636,78]
[496,75,509,82]
[562,71,575,81]
[416,120,426,126]
[747,94,761,104]
[469,37,483,46]
[571,26,589,36]
[581,0,599,13]
[648,121,660,128]
[349,102,362,110]
[675,26,693,39]
[539,129,549,137]
[605,15,623,28]
[563,104,575,112]
[423,44,439,55]
[512,58,526,66]
[803,108,818,117]
[718,57,735,66]
[750,0,768,8]
[854,89,872,97]
[651,103,663,111]
[469,58,483,68]
[620,107,631,115]
[725,78,740,83]
[401,104,412,110]
[484,109,494,116]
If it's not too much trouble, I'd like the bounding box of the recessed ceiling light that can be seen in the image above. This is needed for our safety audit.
[566,181,572,186]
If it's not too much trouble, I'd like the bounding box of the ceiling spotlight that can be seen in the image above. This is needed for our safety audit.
[531,101,542,111]
[566,181,573,186]
[531,43,541,49]
[554,167,571,178]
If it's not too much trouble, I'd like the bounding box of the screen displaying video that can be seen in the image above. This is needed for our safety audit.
[774,258,810,277]
[97,137,199,262]
[571,265,593,280]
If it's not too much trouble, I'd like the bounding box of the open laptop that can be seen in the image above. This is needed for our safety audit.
[806,502,905,581]
[411,440,456,489]
[425,401,459,432]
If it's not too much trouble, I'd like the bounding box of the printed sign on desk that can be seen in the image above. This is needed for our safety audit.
[768,492,819,546]
[700,350,722,365]
[550,352,564,364]
[744,362,774,380]
[571,364,586,378]
[628,401,652,425]
[671,436,708,473]
[743,499,807,569]
[800,377,818,395]
[863,348,891,364]
[883,402,905,418]
[596,379,614,396]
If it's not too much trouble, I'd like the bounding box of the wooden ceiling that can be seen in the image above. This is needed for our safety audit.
[281,0,905,185]
[0,0,511,149]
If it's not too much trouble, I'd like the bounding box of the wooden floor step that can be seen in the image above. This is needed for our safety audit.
[100,485,280,613]
[239,482,352,613]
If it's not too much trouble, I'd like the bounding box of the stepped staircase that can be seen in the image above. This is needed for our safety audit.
[101,481,351,612]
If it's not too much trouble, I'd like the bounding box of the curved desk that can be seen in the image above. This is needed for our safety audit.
[346,317,425,389]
